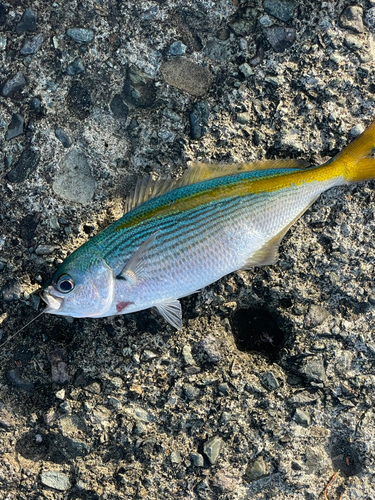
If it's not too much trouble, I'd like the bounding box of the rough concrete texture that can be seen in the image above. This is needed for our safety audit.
[1,1,375,499]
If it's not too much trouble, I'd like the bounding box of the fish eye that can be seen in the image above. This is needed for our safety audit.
[56,274,75,293]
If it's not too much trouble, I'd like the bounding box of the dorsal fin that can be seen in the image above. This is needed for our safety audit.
[174,159,309,188]
[124,159,309,214]
[124,176,176,214]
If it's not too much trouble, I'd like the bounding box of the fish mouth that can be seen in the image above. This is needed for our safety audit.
[41,287,63,313]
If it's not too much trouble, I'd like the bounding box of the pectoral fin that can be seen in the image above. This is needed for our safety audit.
[155,299,182,330]
[117,231,158,283]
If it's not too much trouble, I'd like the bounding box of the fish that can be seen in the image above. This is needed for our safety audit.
[42,120,375,329]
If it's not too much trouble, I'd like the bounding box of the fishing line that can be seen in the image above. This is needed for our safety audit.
[0,309,46,348]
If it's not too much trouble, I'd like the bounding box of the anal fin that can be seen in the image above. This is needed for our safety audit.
[242,196,319,269]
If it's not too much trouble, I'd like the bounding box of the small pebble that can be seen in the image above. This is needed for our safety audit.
[339,5,364,33]
[344,34,363,51]
[239,62,253,78]
[2,71,28,97]
[259,15,273,27]
[20,33,44,55]
[260,371,280,391]
[293,408,311,426]
[245,456,269,481]
[5,114,24,141]
[203,436,223,464]
[183,384,200,401]
[35,244,58,255]
[40,471,71,491]
[299,356,326,383]
[16,7,37,34]
[55,127,72,148]
[237,112,252,124]
[190,452,204,467]
[170,450,182,464]
[66,28,94,43]
[168,41,187,56]
[200,335,221,363]
[66,58,85,75]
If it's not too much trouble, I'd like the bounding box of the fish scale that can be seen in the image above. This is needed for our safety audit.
[42,120,375,328]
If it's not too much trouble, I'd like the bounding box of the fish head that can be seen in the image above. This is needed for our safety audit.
[42,255,115,318]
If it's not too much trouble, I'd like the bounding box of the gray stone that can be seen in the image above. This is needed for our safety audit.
[66,58,85,75]
[264,26,296,52]
[190,452,204,467]
[170,450,182,464]
[66,28,94,43]
[40,471,71,491]
[263,0,296,22]
[293,408,311,426]
[20,33,44,55]
[239,62,253,78]
[183,384,200,401]
[304,305,329,328]
[200,335,221,363]
[260,371,280,391]
[123,65,156,108]
[53,149,96,205]
[161,58,213,97]
[218,383,229,395]
[245,456,269,481]
[6,146,40,183]
[55,127,72,148]
[237,112,252,124]
[5,114,24,141]
[339,6,364,33]
[344,34,363,51]
[16,8,37,34]
[35,245,58,255]
[299,356,326,383]
[2,71,28,97]
[203,436,223,464]
[168,41,187,56]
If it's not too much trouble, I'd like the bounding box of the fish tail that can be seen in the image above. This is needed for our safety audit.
[333,120,375,183]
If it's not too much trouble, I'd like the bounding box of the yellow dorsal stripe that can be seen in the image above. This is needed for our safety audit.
[115,162,342,232]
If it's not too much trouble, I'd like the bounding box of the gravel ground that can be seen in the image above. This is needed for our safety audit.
[1,1,375,499]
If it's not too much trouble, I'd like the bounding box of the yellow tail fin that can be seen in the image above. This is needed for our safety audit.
[334,120,375,182]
